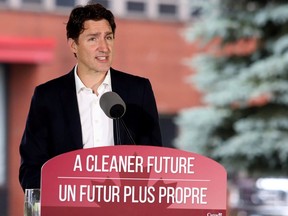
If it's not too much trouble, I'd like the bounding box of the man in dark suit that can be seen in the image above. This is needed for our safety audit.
[19,3,162,191]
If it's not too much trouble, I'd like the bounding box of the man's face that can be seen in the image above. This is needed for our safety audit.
[69,19,114,74]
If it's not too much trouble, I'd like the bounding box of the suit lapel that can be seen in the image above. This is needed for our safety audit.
[110,68,132,145]
[110,68,127,101]
[110,68,129,145]
[60,70,83,149]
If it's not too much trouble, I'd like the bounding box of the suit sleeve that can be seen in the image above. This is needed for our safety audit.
[19,87,51,191]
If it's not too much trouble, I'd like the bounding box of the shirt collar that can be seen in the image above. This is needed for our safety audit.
[74,65,111,93]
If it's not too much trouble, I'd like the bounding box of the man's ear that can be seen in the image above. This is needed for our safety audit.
[68,38,77,54]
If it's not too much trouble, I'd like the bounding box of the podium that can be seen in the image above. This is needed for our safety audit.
[40,146,227,216]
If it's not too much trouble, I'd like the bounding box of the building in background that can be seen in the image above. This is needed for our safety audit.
[0,0,207,215]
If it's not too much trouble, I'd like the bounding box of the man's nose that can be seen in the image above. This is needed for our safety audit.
[98,38,109,52]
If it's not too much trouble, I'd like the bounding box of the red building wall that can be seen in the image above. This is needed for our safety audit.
[0,10,202,216]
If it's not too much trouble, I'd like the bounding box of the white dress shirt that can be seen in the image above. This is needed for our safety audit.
[74,66,114,148]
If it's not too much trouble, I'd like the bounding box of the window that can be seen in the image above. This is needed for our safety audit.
[56,0,75,7]
[22,0,41,3]
[127,1,145,13]
[191,7,203,17]
[158,3,177,16]
[89,0,109,8]
[21,0,43,10]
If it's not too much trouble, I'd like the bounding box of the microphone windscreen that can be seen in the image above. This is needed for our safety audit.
[100,91,126,119]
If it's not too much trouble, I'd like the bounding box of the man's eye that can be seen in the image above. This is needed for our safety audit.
[89,37,96,41]
[106,36,113,40]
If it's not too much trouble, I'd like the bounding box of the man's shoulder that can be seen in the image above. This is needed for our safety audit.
[36,69,74,90]
[111,68,149,83]
[32,69,74,99]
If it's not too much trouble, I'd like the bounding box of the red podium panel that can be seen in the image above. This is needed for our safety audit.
[41,146,226,216]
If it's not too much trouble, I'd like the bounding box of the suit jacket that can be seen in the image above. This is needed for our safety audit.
[19,68,162,190]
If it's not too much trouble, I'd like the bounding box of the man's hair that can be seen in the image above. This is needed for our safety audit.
[66,3,116,42]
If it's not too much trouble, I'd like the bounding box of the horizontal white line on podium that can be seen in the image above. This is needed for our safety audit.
[57,177,211,182]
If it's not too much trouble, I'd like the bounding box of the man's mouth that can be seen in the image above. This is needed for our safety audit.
[96,56,108,61]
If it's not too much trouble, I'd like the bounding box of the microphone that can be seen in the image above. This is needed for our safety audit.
[100,92,135,145]
[99,91,126,119]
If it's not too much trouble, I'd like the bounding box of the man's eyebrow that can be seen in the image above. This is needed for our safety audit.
[86,32,113,37]
[105,31,114,36]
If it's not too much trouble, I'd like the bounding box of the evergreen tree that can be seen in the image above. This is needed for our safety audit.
[175,0,288,176]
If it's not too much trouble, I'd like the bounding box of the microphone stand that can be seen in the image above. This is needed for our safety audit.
[120,118,135,145]
[115,117,136,145]
[115,118,122,145]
